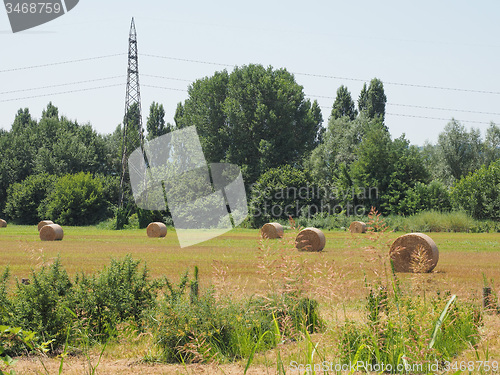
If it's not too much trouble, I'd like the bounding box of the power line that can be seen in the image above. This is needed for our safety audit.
[0,76,123,95]
[141,53,234,67]
[0,54,125,74]
[311,93,500,117]
[389,103,500,117]
[386,112,494,125]
[140,52,500,96]
[296,71,500,95]
[142,84,188,92]
[141,74,192,82]
[0,83,124,103]
[1,51,499,96]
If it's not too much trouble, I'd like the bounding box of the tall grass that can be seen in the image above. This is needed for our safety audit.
[338,209,483,374]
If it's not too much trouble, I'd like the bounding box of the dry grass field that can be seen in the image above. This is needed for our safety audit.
[1,224,499,374]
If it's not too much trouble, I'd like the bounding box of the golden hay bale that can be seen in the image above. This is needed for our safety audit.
[295,227,326,252]
[260,222,284,239]
[39,224,64,241]
[349,221,367,233]
[147,222,167,238]
[0,219,6,228]
[37,220,54,232]
[389,232,439,273]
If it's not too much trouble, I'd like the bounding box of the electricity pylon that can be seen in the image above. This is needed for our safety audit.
[119,17,145,208]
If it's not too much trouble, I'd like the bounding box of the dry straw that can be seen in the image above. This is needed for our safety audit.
[295,227,326,252]
[0,219,7,228]
[37,220,54,232]
[39,224,64,241]
[390,232,439,273]
[349,221,367,233]
[260,222,284,239]
[147,222,167,238]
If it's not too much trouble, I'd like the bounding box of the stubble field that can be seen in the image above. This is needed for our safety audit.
[1,225,499,374]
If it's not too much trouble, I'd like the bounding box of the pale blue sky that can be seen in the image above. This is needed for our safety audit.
[1,0,499,145]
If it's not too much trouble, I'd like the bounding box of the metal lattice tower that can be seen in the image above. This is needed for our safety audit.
[119,17,145,207]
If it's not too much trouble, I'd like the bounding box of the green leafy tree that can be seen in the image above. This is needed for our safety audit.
[307,113,380,183]
[123,102,143,158]
[249,165,318,226]
[397,180,451,215]
[438,119,483,180]
[39,172,110,226]
[174,64,323,184]
[349,123,429,214]
[146,102,171,140]
[484,122,500,166]
[331,85,357,120]
[451,160,500,220]
[4,174,56,224]
[358,78,387,121]
[358,83,368,114]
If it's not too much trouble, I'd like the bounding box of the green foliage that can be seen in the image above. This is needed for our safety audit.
[484,122,500,166]
[146,102,171,140]
[249,165,319,227]
[451,160,500,220]
[136,208,165,229]
[0,256,160,354]
[71,255,159,342]
[0,103,119,218]
[175,64,323,184]
[330,85,357,120]
[358,78,387,121]
[0,325,49,372]
[438,119,483,181]
[349,124,429,214]
[40,172,110,226]
[152,270,322,364]
[10,258,73,348]
[397,180,451,216]
[339,286,482,372]
[4,174,56,225]
[306,113,375,183]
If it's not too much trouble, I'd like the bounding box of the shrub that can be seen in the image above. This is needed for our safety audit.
[70,255,159,341]
[398,180,451,216]
[339,289,482,372]
[39,172,111,226]
[249,165,320,227]
[10,258,73,348]
[152,269,322,363]
[451,160,500,220]
[4,173,56,224]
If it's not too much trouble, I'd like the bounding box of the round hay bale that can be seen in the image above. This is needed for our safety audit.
[389,232,439,273]
[295,227,326,252]
[147,222,167,238]
[39,224,64,241]
[260,222,284,239]
[349,221,367,233]
[0,219,6,228]
[37,220,54,232]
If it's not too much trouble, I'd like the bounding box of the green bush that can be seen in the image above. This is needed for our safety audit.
[249,165,320,227]
[10,258,73,348]
[39,172,111,226]
[70,255,160,342]
[398,180,451,216]
[451,160,500,220]
[4,173,56,225]
[339,288,482,372]
[152,270,322,363]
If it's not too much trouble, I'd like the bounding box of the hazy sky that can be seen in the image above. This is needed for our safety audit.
[1,0,499,145]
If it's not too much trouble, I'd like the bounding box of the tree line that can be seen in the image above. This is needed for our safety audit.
[1,64,498,226]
